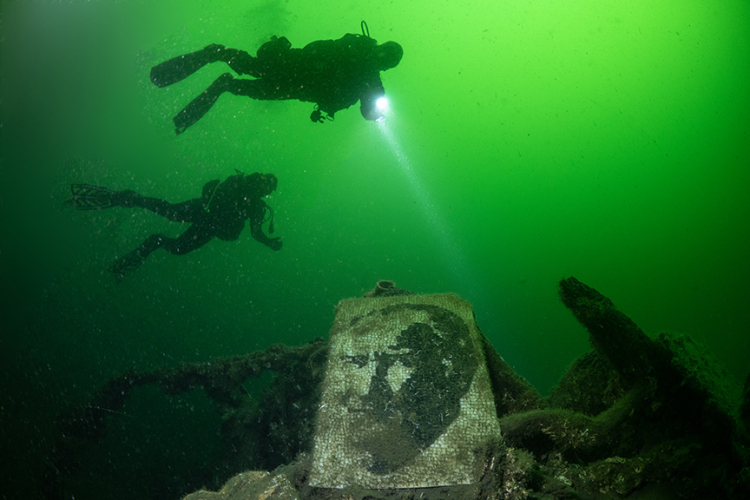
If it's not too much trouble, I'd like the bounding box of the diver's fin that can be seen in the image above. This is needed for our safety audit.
[108,249,145,281]
[64,184,117,210]
[173,73,233,134]
[150,44,225,88]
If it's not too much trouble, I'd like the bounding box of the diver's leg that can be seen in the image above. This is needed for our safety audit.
[225,78,283,100]
[128,226,212,261]
[158,224,215,255]
[212,47,261,77]
[173,73,236,135]
[108,234,162,281]
[151,46,217,88]
[113,192,205,223]
[172,72,289,133]
[108,226,212,280]
[150,44,247,87]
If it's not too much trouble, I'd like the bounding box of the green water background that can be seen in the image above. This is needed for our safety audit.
[1,0,749,497]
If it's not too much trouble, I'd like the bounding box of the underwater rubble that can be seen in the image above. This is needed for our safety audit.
[43,278,750,500]
[497,277,749,499]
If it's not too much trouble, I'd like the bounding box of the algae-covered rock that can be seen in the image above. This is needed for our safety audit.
[548,351,626,416]
[558,276,664,385]
[44,279,750,500]
[183,470,300,500]
[481,334,547,417]
[551,276,749,499]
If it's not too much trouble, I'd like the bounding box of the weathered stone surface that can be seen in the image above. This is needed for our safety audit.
[183,471,300,500]
[309,293,502,489]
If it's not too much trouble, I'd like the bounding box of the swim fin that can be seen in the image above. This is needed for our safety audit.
[173,73,234,134]
[64,184,117,210]
[151,44,226,88]
[108,248,145,281]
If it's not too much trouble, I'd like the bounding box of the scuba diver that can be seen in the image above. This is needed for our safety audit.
[65,172,282,280]
[150,22,403,134]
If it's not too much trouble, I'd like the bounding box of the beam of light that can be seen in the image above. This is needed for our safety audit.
[375,113,478,295]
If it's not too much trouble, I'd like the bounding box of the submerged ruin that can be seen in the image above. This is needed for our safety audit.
[44,278,750,500]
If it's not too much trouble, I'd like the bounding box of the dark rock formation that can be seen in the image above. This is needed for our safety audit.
[42,279,750,500]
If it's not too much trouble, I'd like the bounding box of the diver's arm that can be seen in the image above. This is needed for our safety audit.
[359,78,386,121]
[250,221,282,251]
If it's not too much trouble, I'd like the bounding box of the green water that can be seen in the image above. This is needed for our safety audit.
[1,0,749,497]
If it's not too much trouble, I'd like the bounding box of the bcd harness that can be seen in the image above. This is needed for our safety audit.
[203,171,275,234]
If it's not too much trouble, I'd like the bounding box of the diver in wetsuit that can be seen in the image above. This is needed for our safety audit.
[66,172,281,280]
[150,22,403,134]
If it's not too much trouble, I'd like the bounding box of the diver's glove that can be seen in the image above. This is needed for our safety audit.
[268,237,282,251]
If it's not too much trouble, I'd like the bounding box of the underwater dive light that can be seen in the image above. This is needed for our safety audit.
[374,97,389,122]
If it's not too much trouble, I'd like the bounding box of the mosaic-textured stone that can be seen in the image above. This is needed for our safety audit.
[309,293,502,489]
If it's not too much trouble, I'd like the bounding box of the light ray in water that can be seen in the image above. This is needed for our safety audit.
[375,113,477,295]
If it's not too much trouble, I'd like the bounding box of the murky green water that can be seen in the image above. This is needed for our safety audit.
[1,0,749,497]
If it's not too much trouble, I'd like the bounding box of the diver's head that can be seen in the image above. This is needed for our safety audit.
[373,41,403,71]
[259,173,277,195]
[247,172,278,196]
